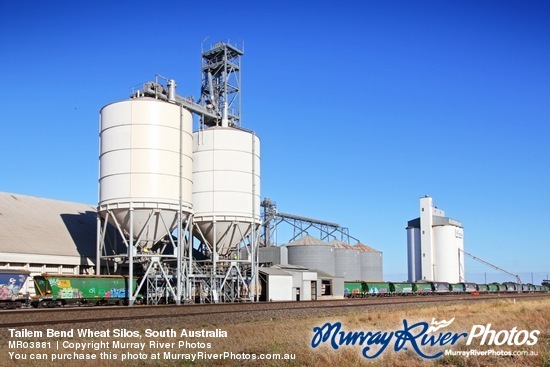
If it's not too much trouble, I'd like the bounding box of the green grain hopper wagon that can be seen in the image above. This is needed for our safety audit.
[32,274,139,307]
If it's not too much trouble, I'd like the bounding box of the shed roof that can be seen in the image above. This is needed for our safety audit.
[0,192,96,258]
[315,269,344,279]
[258,267,292,276]
[272,264,310,271]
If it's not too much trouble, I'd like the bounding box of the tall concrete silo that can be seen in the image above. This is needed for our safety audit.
[286,235,335,276]
[433,222,464,283]
[98,97,193,305]
[406,196,464,283]
[406,218,422,283]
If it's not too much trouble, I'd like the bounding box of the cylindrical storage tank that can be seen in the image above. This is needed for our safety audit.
[192,127,260,256]
[433,225,464,283]
[354,244,383,282]
[360,251,383,281]
[334,248,361,281]
[286,235,335,276]
[99,98,193,248]
[330,240,361,281]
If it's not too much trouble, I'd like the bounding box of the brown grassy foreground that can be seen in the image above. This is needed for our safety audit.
[2,296,549,367]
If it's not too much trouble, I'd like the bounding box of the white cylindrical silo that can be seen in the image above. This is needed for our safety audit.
[99,98,193,248]
[433,225,464,283]
[192,126,260,256]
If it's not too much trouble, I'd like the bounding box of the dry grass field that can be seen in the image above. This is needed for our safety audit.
[2,296,549,367]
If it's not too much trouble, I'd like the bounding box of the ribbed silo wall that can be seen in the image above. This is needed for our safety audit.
[287,245,335,276]
[360,251,383,282]
[334,248,361,281]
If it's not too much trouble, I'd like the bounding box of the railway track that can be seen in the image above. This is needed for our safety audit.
[1,293,547,329]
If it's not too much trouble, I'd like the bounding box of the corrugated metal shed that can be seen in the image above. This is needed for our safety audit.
[0,192,96,264]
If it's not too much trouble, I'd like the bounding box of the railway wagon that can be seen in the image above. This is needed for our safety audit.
[32,274,139,307]
[449,283,464,293]
[496,283,517,292]
[462,283,478,292]
[0,270,30,308]
[344,282,364,298]
[503,283,517,292]
[389,282,414,295]
[486,283,499,293]
[477,284,490,293]
[431,282,450,294]
[414,282,433,295]
[364,282,391,296]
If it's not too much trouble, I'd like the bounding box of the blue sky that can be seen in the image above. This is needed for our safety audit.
[1,1,549,283]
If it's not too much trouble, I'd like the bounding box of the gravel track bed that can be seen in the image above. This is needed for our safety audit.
[1,293,545,330]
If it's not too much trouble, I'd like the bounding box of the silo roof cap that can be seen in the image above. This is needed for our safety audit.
[353,243,381,252]
[285,234,330,247]
[328,239,353,249]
